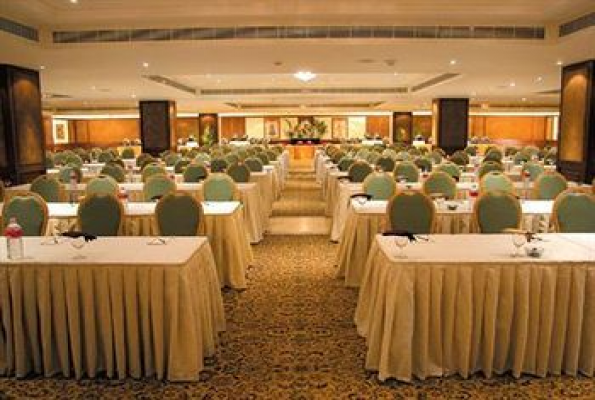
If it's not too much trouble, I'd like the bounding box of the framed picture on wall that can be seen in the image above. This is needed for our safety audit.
[52,119,69,144]
[332,117,348,138]
[264,117,280,139]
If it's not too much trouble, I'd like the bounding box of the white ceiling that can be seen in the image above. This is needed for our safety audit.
[0,0,594,113]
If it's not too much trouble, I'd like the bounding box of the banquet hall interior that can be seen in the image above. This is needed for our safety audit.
[1,0,595,398]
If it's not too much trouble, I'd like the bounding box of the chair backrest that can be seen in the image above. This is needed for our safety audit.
[533,171,567,200]
[183,163,209,182]
[97,151,114,163]
[376,156,395,173]
[141,163,167,182]
[210,158,229,173]
[393,161,420,182]
[429,151,443,164]
[480,171,515,194]
[58,164,82,183]
[337,157,355,172]
[203,173,238,201]
[225,153,240,165]
[1,191,48,236]
[464,146,478,156]
[256,152,270,166]
[414,157,433,173]
[522,161,545,181]
[478,161,504,178]
[474,191,521,233]
[143,175,177,201]
[450,151,469,166]
[30,175,62,202]
[244,157,264,172]
[86,175,119,196]
[422,171,457,200]
[484,149,503,163]
[100,163,126,183]
[120,147,136,159]
[363,172,396,200]
[174,158,191,174]
[156,193,203,236]
[513,152,530,165]
[552,189,595,233]
[387,191,435,234]
[77,193,123,236]
[194,152,211,164]
[348,161,373,183]
[265,150,277,161]
[164,153,181,167]
[227,163,251,183]
[436,162,461,181]
[136,153,153,167]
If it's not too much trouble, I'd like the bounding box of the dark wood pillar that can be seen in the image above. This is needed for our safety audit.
[392,112,412,144]
[139,100,177,156]
[432,98,469,155]
[198,114,219,145]
[0,65,45,185]
[558,60,595,184]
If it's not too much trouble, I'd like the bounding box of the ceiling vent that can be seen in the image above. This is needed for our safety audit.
[42,92,73,99]
[0,17,38,42]
[226,102,383,110]
[52,25,545,44]
[560,12,595,37]
[535,89,561,95]
[203,87,408,96]
[410,73,460,92]
[143,75,198,95]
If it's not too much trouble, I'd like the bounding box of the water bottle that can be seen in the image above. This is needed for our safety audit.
[5,217,24,260]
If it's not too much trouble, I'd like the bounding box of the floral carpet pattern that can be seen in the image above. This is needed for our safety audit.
[272,166,326,217]
[0,165,594,398]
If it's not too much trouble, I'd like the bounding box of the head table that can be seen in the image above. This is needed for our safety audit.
[0,237,225,381]
[355,233,595,382]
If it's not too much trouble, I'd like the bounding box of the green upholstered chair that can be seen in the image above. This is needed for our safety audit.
[136,153,153,167]
[144,175,176,201]
[484,149,503,163]
[382,149,397,159]
[155,193,204,236]
[513,152,530,165]
[30,175,62,202]
[141,163,167,183]
[245,157,264,172]
[533,171,568,200]
[505,147,519,157]
[64,153,84,168]
[395,151,411,161]
[366,152,381,165]
[337,157,355,172]
[120,147,136,159]
[265,150,278,162]
[436,162,461,181]
[348,161,373,183]
[183,163,209,182]
[1,192,48,236]
[387,191,435,234]
[194,152,211,164]
[414,157,433,173]
[164,153,181,167]
[393,161,420,182]
[543,151,557,165]
[478,161,504,179]
[210,158,229,173]
[480,171,515,195]
[174,158,191,174]
[474,191,521,233]
[464,146,478,156]
[109,158,125,169]
[58,164,83,183]
[256,152,270,166]
[522,146,540,159]
[423,171,457,200]
[408,147,421,157]
[449,152,468,166]
[363,172,396,200]
[552,190,595,233]
[86,175,119,196]
[227,163,251,183]
[77,193,123,236]
[53,152,68,166]
[521,161,545,181]
[376,156,395,172]
[203,173,238,201]
[225,153,240,165]
[100,163,126,183]
[429,151,443,165]
[97,151,114,163]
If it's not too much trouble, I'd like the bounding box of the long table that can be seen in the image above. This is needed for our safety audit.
[355,233,595,382]
[0,237,225,380]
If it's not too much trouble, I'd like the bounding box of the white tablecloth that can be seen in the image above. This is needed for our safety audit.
[0,237,225,381]
[355,234,595,382]
[336,199,555,287]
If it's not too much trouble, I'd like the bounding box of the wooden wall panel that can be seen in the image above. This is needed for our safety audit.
[220,116,246,139]
[176,117,199,140]
[483,116,547,146]
[412,116,432,137]
[366,116,390,138]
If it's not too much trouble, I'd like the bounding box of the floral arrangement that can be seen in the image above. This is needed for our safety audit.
[285,119,328,139]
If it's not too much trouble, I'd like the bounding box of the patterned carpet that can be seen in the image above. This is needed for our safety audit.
[272,164,325,217]
[1,164,594,398]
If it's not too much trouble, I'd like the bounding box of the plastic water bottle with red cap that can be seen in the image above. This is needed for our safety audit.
[5,217,24,260]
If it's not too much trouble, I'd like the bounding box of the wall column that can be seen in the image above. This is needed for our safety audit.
[432,98,469,154]
[392,112,413,144]
[558,60,595,183]
[0,64,45,184]
[139,100,177,156]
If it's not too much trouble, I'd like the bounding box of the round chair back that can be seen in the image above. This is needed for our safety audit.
[77,193,123,236]
[156,193,203,236]
[474,191,521,233]
[363,172,396,200]
[552,189,595,233]
[387,191,435,234]
[30,175,62,202]
[1,191,48,236]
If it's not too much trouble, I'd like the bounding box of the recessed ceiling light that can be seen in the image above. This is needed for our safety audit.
[294,71,317,82]
[536,76,543,82]
[449,59,457,65]
[556,60,563,66]
[91,85,96,90]
[131,94,137,99]
[39,65,46,70]
[142,62,149,68]
[393,72,398,76]
[509,82,516,87]
[70,0,78,4]
[522,97,527,102]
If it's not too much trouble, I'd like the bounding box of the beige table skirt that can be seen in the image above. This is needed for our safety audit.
[355,235,595,382]
[0,240,225,381]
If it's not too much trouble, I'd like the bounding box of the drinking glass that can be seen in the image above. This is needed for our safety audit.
[355,196,367,206]
[511,234,527,257]
[70,236,86,259]
[394,236,409,258]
